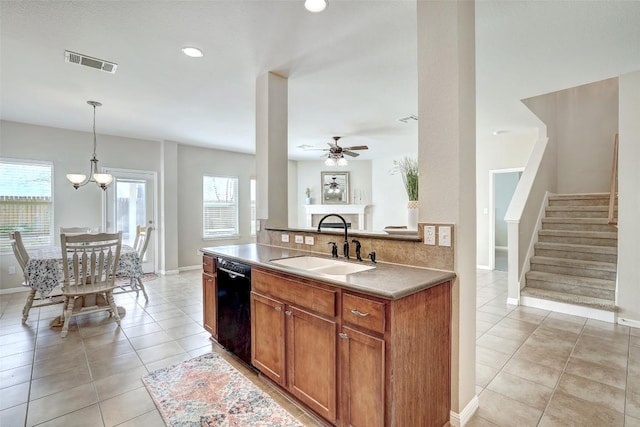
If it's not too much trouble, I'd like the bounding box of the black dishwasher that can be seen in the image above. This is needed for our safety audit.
[216,257,252,365]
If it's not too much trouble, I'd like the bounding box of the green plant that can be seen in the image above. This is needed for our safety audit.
[305,187,312,198]
[391,156,419,201]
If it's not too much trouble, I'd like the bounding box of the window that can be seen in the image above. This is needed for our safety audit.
[250,178,256,236]
[203,175,239,238]
[0,158,54,252]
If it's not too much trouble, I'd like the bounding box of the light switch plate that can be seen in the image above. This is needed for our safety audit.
[305,236,315,245]
[294,235,304,244]
[439,226,451,247]
[424,225,436,245]
[281,234,289,243]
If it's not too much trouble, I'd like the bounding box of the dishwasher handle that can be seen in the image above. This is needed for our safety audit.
[217,266,247,279]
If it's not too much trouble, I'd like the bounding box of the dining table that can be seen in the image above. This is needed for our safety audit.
[25,244,144,298]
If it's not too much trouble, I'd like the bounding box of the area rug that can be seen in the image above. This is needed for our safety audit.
[142,352,304,427]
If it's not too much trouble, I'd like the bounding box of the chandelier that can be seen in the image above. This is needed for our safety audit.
[66,101,113,190]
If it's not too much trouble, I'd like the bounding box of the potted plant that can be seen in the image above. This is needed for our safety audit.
[391,156,419,229]
[305,187,312,205]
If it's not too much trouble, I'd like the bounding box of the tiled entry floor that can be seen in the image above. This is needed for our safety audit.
[1,269,638,426]
[471,269,640,426]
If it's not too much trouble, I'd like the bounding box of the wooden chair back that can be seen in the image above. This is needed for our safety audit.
[133,225,153,260]
[60,226,95,235]
[60,232,122,291]
[9,231,30,283]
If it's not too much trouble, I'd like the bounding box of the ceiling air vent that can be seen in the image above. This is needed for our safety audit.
[398,115,418,124]
[64,50,118,74]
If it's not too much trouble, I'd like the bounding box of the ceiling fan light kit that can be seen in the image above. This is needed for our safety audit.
[304,0,327,13]
[312,136,368,167]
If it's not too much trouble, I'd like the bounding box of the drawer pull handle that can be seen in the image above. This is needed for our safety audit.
[285,310,292,316]
[351,309,369,317]
[339,332,349,339]
[274,306,282,312]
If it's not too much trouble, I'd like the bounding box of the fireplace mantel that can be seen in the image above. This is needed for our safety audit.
[304,204,368,230]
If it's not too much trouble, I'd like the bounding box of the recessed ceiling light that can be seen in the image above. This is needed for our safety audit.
[305,0,327,13]
[181,47,203,58]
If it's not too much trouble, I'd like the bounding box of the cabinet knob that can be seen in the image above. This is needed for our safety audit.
[285,310,292,316]
[339,333,349,339]
[274,306,282,312]
[351,309,370,317]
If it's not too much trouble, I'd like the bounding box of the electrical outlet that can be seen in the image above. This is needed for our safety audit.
[305,236,315,245]
[281,234,289,243]
[8,266,16,275]
[424,225,436,245]
[294,235,304,244]
[439,226,451,247]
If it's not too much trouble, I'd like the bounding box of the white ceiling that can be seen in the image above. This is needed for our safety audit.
[1,1,639,161]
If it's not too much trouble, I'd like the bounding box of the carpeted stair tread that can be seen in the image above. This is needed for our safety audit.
[525,271,616,290]
[521,287,616,312]
[534,242,617,255]
[530,256,617,272]
[546,205,609,212]
[538,229,617,239]
[549,193,610,200]
[542,218,612,225]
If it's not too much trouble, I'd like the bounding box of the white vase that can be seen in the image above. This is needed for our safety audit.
[305,197,312,205]
[407,200,418,230]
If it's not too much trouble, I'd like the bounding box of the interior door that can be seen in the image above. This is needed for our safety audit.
[103,168,157,273]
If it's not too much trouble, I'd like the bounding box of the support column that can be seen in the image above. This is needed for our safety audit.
[417,1,477,424]
[255,72,289,228]
[160,140,179,274]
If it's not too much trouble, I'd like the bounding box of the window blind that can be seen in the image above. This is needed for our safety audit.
[203,175,239,238]
[0,159,54,252]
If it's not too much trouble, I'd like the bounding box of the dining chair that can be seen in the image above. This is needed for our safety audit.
[59,226,96,235]
[59,231,123,337]
[117,225,153,301]
[10,231,63,324]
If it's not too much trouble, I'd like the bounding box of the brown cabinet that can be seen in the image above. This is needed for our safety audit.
[251,268,338,423]
[251,266,451,427]
[202,255,217,338]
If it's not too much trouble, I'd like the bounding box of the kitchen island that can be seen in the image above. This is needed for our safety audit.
[201,243,454,427]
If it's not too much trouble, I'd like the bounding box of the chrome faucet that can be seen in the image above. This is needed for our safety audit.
[317,214,349,259]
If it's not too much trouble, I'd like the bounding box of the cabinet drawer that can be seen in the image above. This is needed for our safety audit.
[342,293,385,334]
[253,269,336,318]
[202,254,216,274]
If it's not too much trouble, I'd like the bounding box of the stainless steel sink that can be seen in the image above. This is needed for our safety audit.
[270,256,375,276]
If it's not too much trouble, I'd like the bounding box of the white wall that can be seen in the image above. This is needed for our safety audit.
[476,129,537,268]
[177,145,256,269]
[617,70,640,324]
[292,160,373,230]
[371,157,416,230]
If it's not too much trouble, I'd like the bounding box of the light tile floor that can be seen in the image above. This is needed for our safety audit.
[1,269,638,426]
[470,269,640,426]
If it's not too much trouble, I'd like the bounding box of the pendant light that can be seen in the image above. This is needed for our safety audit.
[305,0,327,13]
[66,101,113,190]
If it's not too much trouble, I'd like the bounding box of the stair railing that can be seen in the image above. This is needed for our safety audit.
[608,133,619,226]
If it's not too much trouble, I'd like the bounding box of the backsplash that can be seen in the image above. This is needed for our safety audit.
[256,221,454,271]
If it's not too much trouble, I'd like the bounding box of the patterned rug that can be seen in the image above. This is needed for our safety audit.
[142,353,304,427]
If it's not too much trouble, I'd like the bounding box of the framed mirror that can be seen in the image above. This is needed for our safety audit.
[321,171,349,204]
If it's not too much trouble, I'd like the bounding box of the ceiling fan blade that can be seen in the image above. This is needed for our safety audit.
[343,145,368,151]
[343,150,360,157]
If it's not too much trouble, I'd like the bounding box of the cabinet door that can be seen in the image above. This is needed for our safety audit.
[251,292,286,386]
[202,273,217,339]
[340,326,385,427]
[287,305,337,423]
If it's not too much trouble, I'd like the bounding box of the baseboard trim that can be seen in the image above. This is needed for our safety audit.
[507,297,520,306]
[520,295,616,323]
[0,286,30,295]
[450,395,479,426]
[618,317,640,329]
[178,265,202,272]
[476,265,491,270]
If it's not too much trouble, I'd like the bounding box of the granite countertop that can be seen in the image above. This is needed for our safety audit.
[200,243,455,300]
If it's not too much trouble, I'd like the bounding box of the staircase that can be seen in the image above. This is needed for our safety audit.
[521,193,618,314]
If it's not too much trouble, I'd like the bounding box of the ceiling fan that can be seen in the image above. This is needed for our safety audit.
[304,136,369,157]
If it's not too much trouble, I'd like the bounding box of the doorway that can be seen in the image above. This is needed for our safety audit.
[103,168,157,273]
[489,168,523,272]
